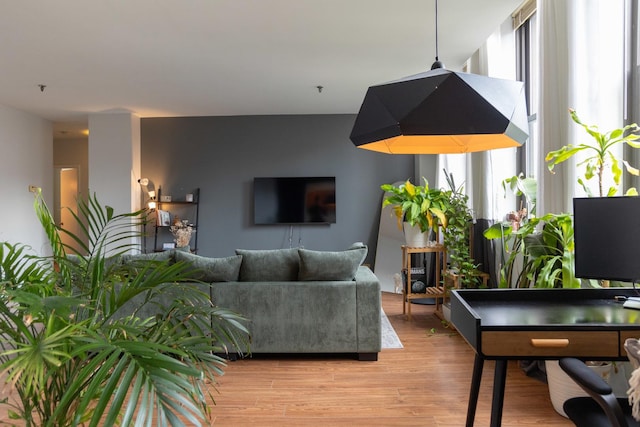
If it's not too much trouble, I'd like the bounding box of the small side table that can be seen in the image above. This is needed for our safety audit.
[401,244,446,320]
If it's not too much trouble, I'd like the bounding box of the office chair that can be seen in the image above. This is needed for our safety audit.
[559,357,639,427]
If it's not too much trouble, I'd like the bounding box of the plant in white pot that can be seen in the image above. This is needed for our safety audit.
[381,178,448,247]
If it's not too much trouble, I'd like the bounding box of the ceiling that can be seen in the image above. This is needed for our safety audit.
[1,1,523,137]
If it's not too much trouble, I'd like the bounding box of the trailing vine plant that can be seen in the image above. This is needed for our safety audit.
[441,171,481,289]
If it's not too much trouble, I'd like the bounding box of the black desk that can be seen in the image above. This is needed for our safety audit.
[451,288,640,427]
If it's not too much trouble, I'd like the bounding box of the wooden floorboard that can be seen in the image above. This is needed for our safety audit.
[0,292,574,426]
[209,292,573,426]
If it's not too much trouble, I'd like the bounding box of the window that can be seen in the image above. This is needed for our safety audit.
[515,3,538,183]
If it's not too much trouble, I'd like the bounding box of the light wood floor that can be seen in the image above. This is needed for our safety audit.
[209,292,573,426]
[0,292,573,426]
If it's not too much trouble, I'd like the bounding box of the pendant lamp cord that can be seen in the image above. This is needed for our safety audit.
[431,0,444,69]
[434,0,439,62]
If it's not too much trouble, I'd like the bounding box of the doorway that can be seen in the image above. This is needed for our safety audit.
[54,165,85,254]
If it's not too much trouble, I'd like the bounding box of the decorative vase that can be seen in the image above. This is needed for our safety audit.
[175,245,190,253]
[403,222,431,247]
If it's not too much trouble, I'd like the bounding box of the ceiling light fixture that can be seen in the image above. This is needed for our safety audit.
[349,0,529,154]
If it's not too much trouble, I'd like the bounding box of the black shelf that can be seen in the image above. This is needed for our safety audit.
[152,187,200,253]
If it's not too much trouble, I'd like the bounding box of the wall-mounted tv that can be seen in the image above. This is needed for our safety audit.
[574,196,640,282]
[254,177,336,225]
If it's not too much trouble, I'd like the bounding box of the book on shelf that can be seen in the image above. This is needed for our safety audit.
[156,210,171,226]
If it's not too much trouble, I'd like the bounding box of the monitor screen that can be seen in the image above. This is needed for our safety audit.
[253,177,336,225]
[573,196,640,282]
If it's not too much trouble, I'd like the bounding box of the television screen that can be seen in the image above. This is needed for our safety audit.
[254,177,336,225]
[573,196,640,282]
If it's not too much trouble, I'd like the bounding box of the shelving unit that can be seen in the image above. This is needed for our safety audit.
[401,243,447,320]
[152,187,200,253]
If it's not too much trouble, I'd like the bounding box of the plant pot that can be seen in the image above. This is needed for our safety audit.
[403,222,431,247]
[545,359,612,417]
[442,301,452,322]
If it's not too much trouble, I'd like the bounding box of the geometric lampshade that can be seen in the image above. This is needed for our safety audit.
[350,68,529,154]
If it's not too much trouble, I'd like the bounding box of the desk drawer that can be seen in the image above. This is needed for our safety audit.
[482,331,619,358]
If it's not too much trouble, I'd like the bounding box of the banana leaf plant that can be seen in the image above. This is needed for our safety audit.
[484,174,579,288]
[484,212,579,288]
[546,108,640,197]
[0,190,248,427]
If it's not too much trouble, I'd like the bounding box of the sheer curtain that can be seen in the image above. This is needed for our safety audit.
[538,0,625,215]
[431,17,520,284]
[419,1,627,285]
[436,17,519,222]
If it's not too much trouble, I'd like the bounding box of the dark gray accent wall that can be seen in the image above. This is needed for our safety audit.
[140,114,413,266]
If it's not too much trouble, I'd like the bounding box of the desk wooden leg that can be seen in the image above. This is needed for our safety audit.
[490,360,508,427]
[465,354,484,427]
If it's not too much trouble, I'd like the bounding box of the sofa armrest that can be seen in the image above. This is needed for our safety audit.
[355,266,381,353]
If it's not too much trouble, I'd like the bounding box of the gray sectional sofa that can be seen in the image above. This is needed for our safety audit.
[122,244,382,361]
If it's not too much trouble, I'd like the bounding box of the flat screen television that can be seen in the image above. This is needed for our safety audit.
[253,177,336,225]
[573,196,640,282]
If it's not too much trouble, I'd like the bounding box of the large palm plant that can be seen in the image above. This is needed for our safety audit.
[0,190,248,426]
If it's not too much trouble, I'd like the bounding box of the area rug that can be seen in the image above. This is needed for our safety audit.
[381,308,403,349]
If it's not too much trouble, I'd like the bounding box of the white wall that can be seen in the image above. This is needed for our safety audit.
[0,104,53,254]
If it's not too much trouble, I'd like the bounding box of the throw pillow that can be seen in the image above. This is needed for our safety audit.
[121,251,175,277]
[235,248,300,281]
[174,251,243,282]
[122,250,175,264]
[348,242,368,264]
[298,246,367,281]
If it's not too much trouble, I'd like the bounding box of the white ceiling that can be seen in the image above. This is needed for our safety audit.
[1,1,523,136]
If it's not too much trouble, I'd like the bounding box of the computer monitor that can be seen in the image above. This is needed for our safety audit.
[573,196,640,282]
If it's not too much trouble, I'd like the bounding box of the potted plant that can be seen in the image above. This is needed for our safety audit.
[484,174,580,289]
[381,178,448,247]
[0,190,248,426]
[440,171,483,289]
[545,109,640,412]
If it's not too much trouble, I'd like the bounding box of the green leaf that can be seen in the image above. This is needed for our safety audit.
[624,160,640,176]
[545,145,586,171]
[483,223,512,240]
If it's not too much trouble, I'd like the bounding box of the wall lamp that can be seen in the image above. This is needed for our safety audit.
[138,178,157,210]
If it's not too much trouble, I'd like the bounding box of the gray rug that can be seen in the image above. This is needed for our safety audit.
[381,308,403,349]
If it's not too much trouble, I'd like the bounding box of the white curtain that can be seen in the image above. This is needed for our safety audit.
[434,17,519,222]
[537,0,625,215]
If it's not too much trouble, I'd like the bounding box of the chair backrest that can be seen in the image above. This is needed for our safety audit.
[625,338,640,370]
[559,358,629,427]
[625,339,640,423]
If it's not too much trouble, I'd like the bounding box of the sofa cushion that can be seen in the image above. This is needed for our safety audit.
[298,246,367,281]
[235,248,299,281]
[175,251,243,282]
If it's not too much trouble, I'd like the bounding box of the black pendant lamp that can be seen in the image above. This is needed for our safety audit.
[350,0,528,154]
